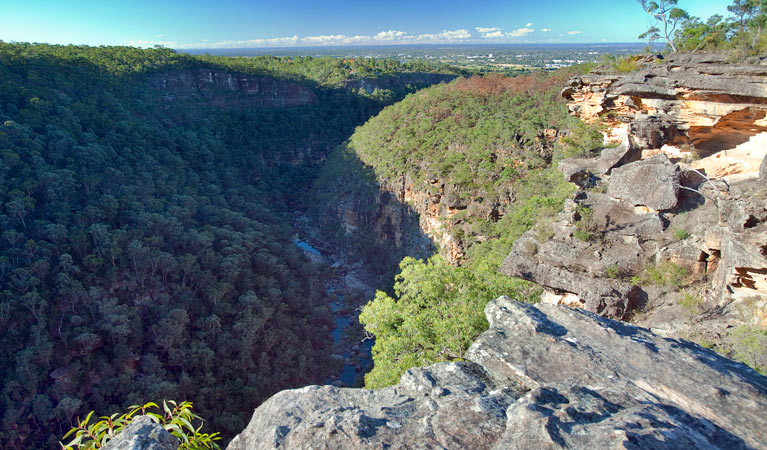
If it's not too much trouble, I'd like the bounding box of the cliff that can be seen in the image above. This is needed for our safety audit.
[500,54,767,367]
[149,68,318,109]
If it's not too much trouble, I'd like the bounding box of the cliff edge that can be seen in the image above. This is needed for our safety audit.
[223,296,767,449]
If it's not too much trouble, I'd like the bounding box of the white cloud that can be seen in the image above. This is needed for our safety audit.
[567,30,581,35]
[541,28,551,32]
[417,29,471,41]
[375,30,407,40]
[132,25,555,49]
[506,27,534,38]
[126,39,179,47]
[481,30,504,38]
[526,23,532,27]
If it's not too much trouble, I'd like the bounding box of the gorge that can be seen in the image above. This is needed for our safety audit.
[1,43,766,450]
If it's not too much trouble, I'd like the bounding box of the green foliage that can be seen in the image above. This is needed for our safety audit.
[340,70,584,389]
[632,261,690,289]
[638,0,690,51]
[573,205,598,241]
[674,227,691,240]
[725,325,767,374]
[679,291,704,317]
[635,0,767,56]
[61,401,220,450]
[359,256,538,388]
[598,54,643,73]
[606,265,620,279]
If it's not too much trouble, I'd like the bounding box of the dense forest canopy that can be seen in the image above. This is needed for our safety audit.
[0,42,458,448]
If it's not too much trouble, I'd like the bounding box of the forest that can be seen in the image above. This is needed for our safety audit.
[0,42,456,448]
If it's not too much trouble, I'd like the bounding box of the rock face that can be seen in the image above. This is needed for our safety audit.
[563,53,767,152]
[606,153,680,210]
[102,416,178,450]
[150,69,317,110]
[228,297,767,449]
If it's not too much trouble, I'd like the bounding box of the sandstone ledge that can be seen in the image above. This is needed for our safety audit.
[227,297,767,449]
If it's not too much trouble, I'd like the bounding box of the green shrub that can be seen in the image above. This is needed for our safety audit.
[633,261,690,290]
[614,56,642,73]
[679,291,704,317]
[573,205,598,241]
[61,401,220,450]
[674,228,691,240]
[725,325,767,375]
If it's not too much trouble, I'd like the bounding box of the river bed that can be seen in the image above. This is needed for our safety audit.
[293,234,376,387]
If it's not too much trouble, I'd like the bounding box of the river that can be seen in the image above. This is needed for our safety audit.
[293,232,376,387]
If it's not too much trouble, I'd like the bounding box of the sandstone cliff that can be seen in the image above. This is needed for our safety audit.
[150,68,318,109]
[500,54,767,369]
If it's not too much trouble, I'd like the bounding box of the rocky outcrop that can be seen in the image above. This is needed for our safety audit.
[150,69,317,109]
[227,297,767,449]
[102,416,178,450]
[563,53,767,153]
[514,54,767,325]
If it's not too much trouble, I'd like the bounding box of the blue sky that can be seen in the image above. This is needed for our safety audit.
[0,0,732,48]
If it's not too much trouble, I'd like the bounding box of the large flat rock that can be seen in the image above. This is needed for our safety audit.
[227,297,767,449]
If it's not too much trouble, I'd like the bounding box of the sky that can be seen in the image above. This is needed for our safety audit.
[0,0,732,49]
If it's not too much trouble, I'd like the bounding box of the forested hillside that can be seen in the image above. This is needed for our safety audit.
[0,43,455,448]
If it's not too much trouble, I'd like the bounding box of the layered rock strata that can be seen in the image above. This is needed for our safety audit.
[562,53,767,153]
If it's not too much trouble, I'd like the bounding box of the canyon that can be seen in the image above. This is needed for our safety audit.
[110,53,767,449]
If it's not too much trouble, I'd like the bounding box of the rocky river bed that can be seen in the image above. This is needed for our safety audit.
[292,215,377,387]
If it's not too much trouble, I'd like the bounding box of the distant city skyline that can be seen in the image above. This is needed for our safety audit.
[1,0,731,49]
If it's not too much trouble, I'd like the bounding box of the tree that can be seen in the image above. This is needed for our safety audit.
[638,0,690,52]
[674,15,730,52]
[360,256,502,388]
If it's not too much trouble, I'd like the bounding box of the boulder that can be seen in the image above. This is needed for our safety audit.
[628,115,677,149]
[102,416,178,450]
[581,192,665,237]
[557,135,640,186]
[557,157,599,187]
[228,297,767,450]
[761,152,766,182]
[467,298,767,449]
[607,154,680,211]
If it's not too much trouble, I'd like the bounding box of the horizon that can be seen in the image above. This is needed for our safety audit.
[1,1,730,50]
